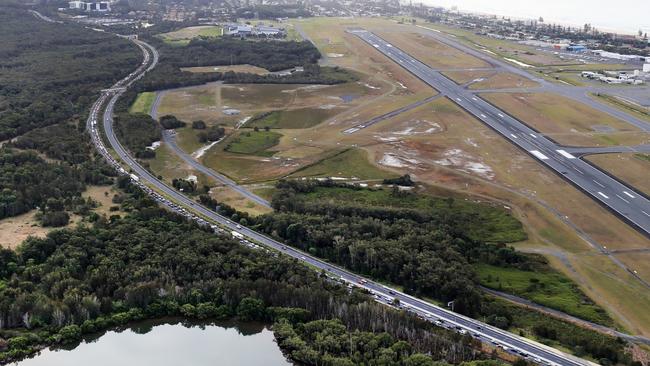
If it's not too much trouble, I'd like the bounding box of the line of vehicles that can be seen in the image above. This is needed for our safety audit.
[83,32,591,366]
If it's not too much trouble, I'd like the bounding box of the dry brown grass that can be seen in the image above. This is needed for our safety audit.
[0,211,51,249]
[209,185,273,216]
[82,186,123,218]
[482,92,650,146]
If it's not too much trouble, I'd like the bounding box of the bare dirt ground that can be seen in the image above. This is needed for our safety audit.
[0,211,51,249]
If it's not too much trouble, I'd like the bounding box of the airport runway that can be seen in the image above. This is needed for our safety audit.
[84,37,596,366]
[349,29,650,239]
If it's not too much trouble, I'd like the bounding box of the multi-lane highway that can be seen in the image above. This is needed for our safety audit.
[77,31,601,366]
[349,29,650,239]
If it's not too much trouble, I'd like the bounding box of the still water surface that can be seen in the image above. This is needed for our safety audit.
[11,318,292,366]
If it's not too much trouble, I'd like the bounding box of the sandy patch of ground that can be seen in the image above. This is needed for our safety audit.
[0,211,51,249]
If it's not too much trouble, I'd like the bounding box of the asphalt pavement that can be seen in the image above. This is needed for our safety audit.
[349,29,650,240]
[84,36,599,366]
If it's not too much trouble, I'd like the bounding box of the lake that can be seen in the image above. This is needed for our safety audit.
[10,318,293,366]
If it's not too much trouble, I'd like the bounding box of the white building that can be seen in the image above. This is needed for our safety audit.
[69,1,111,12]
[644,63,650,73]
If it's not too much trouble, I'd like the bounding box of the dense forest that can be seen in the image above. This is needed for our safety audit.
[0,7,139,141]
[113,113,162,159]
[0,148,109,223]
[253,180,527,316]
[128,36,356,96]
[0,182,486,365]
[0,7,139,225]
[197,180,632,365]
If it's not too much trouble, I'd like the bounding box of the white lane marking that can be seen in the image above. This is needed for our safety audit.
[497,113,504,118]
[597,191,609,199]
[616,194,630,203]
[556,149,576,159]
[573,167,583,174]
[530,150,549,160]
[472,97,477,101]
[386,44,393,47]
[592,180,605,188]
[456,98,462,102]
[529,133,537,138]
[510,134,518,139]
[373,44,379,48]
[643,210,650,217]
[623,191,635,198]
[480,114,487,118]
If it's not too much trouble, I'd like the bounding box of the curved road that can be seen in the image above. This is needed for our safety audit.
[80,31,599,366]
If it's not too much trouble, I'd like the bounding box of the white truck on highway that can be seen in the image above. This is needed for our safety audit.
[129,174,139,182]
[231,231,244,239]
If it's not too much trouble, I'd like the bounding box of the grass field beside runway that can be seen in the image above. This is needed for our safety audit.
[482,92,650,146]
[469,73,540,90]
[373,30,490,70]
[417,21,571,67]
[586,153,650,196]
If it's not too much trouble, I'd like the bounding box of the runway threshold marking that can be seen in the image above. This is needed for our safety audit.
[556,150,576,159]
[510,134,518,139]
[623,191,635,198]
[530,150,549,160]
[598,192,609,199]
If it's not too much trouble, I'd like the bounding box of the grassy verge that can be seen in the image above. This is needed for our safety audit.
[476,264,613,326]
[224,130,282,156]
[594,93,650,122]
[128,92,156,114]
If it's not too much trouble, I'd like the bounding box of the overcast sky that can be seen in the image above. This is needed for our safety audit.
[419,0,650,35]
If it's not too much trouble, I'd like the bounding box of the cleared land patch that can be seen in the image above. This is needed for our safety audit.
[482,92,650,146]
[0,211,52,250]
[180,64,270,75]
[209,185,273,216]
[158,26,222,45]
[586,153,650,196]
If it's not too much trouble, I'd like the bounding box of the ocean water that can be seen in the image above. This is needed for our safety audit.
[420,0,650,35]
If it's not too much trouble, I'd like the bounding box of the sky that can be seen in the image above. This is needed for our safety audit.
[419,0,650,35]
